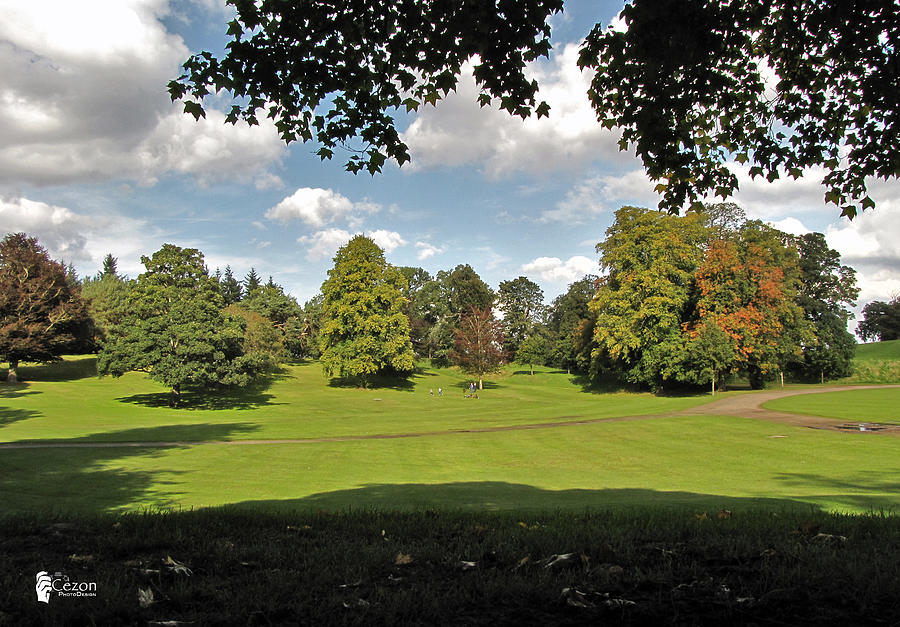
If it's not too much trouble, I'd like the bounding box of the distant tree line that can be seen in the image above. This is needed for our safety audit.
[1,207,893,395]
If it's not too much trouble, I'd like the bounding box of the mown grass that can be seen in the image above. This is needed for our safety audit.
[763,387,900,423]
[0,357,714,443]
[3,411,899,515]
[853,339,900,362]
[837,339,900,383]
[3,509,899,626]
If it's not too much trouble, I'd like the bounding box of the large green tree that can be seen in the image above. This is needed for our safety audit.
[857,297,900,342]
[98,244,259,405]
[0,233,91,383]
[497,276,544,358]
[173,0,897,217]
[790,232,859,380]
[319,235,415,386]
[589,207,707,388]
[546,276,597,373]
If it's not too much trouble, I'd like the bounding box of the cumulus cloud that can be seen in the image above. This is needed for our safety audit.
[0,195,156,276]
[368,229,406,253]
[541,169,659,223]
[297,228,353,261]
[522,255,596,283]
[415,241,445,260]
[265,188,382,228]
[0,1,285,187]
[402,44,621,177]
[297,228,406,261]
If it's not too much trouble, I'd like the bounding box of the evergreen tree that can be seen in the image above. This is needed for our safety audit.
[101,253,119,279]
[220,265,243,305]
[0,233,91,382]
[320,235,414,386]
[243,267,262,294]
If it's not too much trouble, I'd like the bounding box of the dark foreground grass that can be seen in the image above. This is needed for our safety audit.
[3,508,899,626]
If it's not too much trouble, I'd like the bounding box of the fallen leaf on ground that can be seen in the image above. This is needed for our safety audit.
[138,587,155,608]
[164,556,192,576]
[540,553,576,569]
[394,552,413,565]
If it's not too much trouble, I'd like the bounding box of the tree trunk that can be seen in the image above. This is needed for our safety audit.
[478,376,483,390]
[780,371,784,388]
[530,364,534,375]
[821,370,824,385]
[711,373,715,396]
[6,359,18,383]
[170,384,180,407]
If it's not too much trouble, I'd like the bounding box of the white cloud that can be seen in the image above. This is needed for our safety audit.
[767,217,810,236]
[541,169,659,222]
[522,255,596,283]
[0,1,286,187]
[265,188,380,228]
[415,241,445,260]
[297,228,406,261]
[402,44,622,177]
[368,229,406,253]
[297,228,353,261]
[0,195,156,276]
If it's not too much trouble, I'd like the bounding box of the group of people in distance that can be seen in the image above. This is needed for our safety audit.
[427,382,479,399]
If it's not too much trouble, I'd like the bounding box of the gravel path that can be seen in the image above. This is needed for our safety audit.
[1,384,897,450]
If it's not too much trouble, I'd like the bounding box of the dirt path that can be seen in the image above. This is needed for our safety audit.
[1,385,898,450]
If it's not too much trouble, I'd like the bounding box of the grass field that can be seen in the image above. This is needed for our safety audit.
[4,354,900,624]
[2,356,899,515]
[763,387,900,423]
[0,357,713,443]
[852,339,900,362]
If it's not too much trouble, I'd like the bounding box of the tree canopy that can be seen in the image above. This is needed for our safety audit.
[0,233,91,382]
[97,244,261,405]
[857,296,900,342]
[450,307,505,390]
[319,235,415,385]
[172,0,898,217]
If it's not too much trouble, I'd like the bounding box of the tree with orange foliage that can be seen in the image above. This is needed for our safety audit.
[691,221,811,389]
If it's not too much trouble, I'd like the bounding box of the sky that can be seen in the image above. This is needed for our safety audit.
[2,0,899,330]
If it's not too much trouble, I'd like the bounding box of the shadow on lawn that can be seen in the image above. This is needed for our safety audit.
[0,407,41,429]
[12,357,98,382]
[227,481,827,514]
[0,422,260,514]
[116,375,289,411]
[776,472,900,511]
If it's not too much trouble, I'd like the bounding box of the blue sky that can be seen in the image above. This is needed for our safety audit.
[2,1,898,322]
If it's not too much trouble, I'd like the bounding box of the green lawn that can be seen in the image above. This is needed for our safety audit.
[2,357,899,516]
[763,387,900,423]
[853,339,900,362]
[0,357,713,443]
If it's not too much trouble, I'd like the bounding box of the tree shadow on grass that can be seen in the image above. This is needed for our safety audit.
[0,383,41,400]
[225,481,822,514]
[775,472,900,511]
[12,357,98,382]
[327,372,421,391]
[116,378,288,411]
[0,407,41,429]
[0,422,260,515]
